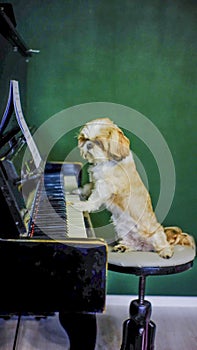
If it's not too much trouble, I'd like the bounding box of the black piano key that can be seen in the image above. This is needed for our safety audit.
[29,171,68,238]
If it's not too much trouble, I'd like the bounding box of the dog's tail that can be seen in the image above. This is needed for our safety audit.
[164,226,195,249]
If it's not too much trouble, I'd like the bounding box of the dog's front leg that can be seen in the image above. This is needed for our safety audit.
[71,180,110,212]
[71,182,93,199]
[72,190,103,212]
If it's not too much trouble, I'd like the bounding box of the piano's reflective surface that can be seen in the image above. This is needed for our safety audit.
[0,99,107,315]
[0,84,108,350]
[0,87,107,348]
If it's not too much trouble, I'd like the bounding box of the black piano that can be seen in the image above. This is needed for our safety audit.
[0,83,107,348]
[0,84,107,348]
[0,5,107,349]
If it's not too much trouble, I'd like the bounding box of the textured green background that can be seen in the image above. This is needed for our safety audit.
[2,0,196,296]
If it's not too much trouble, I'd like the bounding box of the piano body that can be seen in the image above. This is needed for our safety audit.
[0,102,107,317]
[0,90,107,348]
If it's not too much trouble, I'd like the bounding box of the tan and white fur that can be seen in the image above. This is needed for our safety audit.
[72,118,195,258]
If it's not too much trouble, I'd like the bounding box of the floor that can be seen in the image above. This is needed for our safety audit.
[0,298,197,349]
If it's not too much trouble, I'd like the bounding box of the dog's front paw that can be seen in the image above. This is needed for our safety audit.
[71,201,89,212]
[70,188,81,195]
[158,245,174,259]
[71,201,96,212]
[111,244,131,253]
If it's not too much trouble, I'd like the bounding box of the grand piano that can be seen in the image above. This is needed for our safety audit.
[0,4,107,349]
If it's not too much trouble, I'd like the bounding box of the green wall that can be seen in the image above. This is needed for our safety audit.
[4,0,197,296]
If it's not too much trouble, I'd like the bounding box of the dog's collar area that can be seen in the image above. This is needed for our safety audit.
[91,159,118,168]
[91,153,130,166]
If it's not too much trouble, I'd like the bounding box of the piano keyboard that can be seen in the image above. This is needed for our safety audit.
[64,176,88,238]
[29,171,89,240]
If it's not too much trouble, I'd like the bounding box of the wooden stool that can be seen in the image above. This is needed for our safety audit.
[108,245,196,350]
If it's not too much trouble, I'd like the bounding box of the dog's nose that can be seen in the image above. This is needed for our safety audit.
[86,141,93,150]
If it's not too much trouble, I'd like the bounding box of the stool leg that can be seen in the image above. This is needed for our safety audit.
[120,276,156,350]
[120,316,146,350]
[120,318,132,350]
[147,321,156,350]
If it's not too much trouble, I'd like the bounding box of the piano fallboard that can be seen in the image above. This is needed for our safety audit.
[0,237,107,314]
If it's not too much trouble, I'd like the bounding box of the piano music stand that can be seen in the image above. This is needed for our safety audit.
[108,245,195,350]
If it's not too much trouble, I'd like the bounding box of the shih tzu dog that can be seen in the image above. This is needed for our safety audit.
[72,118,195,258]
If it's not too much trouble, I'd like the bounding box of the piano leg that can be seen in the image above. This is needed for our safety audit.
[59,312,97,350]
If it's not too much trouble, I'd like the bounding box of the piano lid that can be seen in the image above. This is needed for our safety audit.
[0,80,44,237]
[0,80,42,170]
[0,3,32,58]
[0,3,16,27]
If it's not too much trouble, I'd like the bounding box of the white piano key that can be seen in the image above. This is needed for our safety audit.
[64,176,87,238]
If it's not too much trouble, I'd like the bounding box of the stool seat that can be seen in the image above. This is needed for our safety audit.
[108,245,196,276]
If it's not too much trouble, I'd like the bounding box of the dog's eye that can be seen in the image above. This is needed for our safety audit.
[94,139,104,150]
[94,140,102,147]
[78,134,89,146]
[83,137,90,142]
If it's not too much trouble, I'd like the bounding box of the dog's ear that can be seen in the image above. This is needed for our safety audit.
[108,128,130,161]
